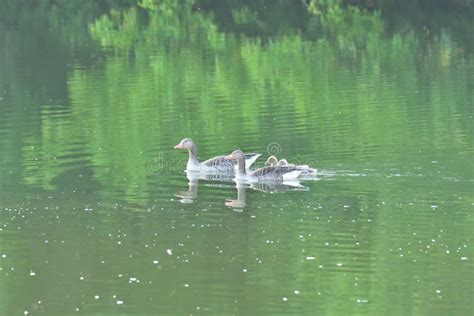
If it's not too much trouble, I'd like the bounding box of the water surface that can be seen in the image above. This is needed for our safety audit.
[0,2,473,315]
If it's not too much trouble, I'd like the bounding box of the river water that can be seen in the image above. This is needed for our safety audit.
[0,2,472,315]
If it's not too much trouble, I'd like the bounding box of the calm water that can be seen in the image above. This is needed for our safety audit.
[1,2,473,315]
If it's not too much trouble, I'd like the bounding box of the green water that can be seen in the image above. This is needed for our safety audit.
[0,1,473,315]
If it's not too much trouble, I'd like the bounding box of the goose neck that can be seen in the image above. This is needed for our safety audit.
[188,144,198,163]
[236,155,247,176]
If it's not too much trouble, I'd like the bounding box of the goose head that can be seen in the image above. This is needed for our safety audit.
[174,138,195,149]
[266,156,278,167]
[278,159,289,166]
[225,149,247,174]
[225,149,245,161]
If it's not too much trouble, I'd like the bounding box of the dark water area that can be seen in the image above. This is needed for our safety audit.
[0,1,473,315]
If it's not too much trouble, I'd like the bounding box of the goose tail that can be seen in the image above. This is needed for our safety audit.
[244,153,261,169]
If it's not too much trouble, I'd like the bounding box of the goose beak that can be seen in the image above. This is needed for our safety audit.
[174,143,183,149]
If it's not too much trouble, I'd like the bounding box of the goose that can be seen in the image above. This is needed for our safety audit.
[226,150,303,181]
[265,155,317,175]
[174,138,261,173]
[265,156,279,167]
[265,156,296,167]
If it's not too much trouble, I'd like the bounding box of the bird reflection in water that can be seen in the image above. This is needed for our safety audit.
[225,181,247,209]
[225,180,309,210]
[175,171,235,203]
[175,171,199,203]
[175,171,310,206]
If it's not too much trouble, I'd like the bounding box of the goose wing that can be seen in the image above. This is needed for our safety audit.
[251,165,300,180]
[202,153,260,171]
[201,155,235,171]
